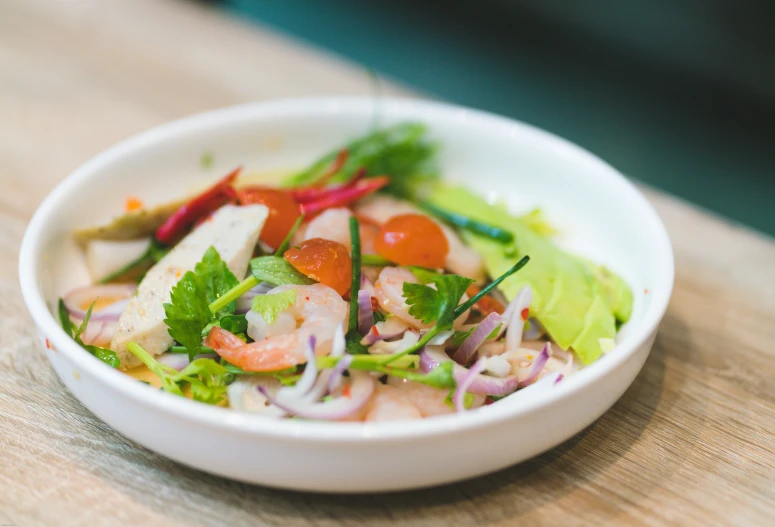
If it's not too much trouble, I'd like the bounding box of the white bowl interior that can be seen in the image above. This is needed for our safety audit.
[22,98,673,442]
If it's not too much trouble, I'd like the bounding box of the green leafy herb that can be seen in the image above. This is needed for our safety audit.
[450,328,474,348]
[164,246,239,360]
[57,298,120,368]
[127,342,229,404]
[251,289,296,324]
[284,122,438,198]
[403,274,474,327]
[250,256,315,286]
[345,330,369,355]
[444,389,474,409]
[200,151,214,169]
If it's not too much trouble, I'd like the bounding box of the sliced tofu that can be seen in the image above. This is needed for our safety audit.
[111,204,268,368]
[86,238,152,282]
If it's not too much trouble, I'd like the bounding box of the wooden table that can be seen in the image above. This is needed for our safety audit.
[2,1,773,525]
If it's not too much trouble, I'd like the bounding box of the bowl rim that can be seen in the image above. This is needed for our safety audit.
[19,96,674,442]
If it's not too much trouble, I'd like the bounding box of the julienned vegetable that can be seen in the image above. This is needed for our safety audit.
[62,121,633,422]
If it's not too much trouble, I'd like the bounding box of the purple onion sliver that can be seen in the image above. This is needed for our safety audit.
[452,312,502,365]
[284,335,317,398]
[518,342,552,387]
[63,283,136,321]
[453,358,486,412]
[505,286,533,349]
[554,373,564,385]
[360,317,408,346]
[259,371,375,420]
[357,290,374,336]
[421,347,519,397]
[327,354,354,393]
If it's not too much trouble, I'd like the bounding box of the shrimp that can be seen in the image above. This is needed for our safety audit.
[355,195,485,280]
[364,384,422,421]
[207,284,348,371]
[387,377,485,416]
[374,266,470,330]
[301,207,377,254]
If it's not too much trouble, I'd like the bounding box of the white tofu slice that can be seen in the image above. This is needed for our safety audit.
[111,204,268,368]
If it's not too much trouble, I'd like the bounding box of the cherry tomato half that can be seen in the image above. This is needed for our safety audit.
[284,238,352,296]
[237,187,301,249]
[374,213,449,268]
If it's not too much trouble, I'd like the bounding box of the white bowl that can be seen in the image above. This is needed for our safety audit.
[19,97,673,492]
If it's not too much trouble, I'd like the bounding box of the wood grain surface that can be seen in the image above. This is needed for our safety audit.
[1,1,773,525]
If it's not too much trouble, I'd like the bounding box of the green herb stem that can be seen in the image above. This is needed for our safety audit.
[419,200,514,243]
[348,216,362,333]
[361,254,393,267]
[274,213,305,256]
[454,255,530,317]
[381,326,440,365]
[208,275,258,314]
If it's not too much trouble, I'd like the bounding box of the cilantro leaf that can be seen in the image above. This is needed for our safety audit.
[127,342,230,405]
[164,246,239,360]
[57,298,120,368]
[402,273,474,329]
[345,329,369,355]
[251,289,296,324]
[250,256,315,286]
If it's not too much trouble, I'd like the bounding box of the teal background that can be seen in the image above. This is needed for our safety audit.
[224,0,774,235]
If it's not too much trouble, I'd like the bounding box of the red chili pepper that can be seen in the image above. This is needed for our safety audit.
[465,284,505,316]
[155,167,240,244]
[311,149,349,188]
[290,167,366,203]
[300,175,389,215]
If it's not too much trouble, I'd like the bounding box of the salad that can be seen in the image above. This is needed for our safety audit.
[60,123,633,421]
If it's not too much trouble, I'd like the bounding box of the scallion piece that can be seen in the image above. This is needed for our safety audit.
[419,200,514,243]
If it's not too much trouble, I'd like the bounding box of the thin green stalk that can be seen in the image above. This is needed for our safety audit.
[455,255,530,317]
[208,275,258,314]
[361,254,393,267]
[419,200,514,243]
[348,216,362,333]
[274,213,305,256]
[381,326,440,365]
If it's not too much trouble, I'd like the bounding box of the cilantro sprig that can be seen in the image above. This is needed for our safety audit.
[58,299,120,368]
[383,255,530,364]
[163,246,238,360]
[127,342,230,405]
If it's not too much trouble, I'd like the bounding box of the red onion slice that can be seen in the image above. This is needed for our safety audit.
[63,283,136,321]
[259,371,375,420]
[421,346,519,396]
[360,317,409,346]
[229,377,286,416]
[327,354,354,393]
[518,342,552,387]
[303,324,346,402]
[504,286,533,350]
[452,312,503,365]
[453,358,486,412]
[357,290,374,335]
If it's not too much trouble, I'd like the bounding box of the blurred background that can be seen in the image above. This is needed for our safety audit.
[220,0,774,235]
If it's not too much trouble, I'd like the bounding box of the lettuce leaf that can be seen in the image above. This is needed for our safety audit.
[429,185,632,364]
